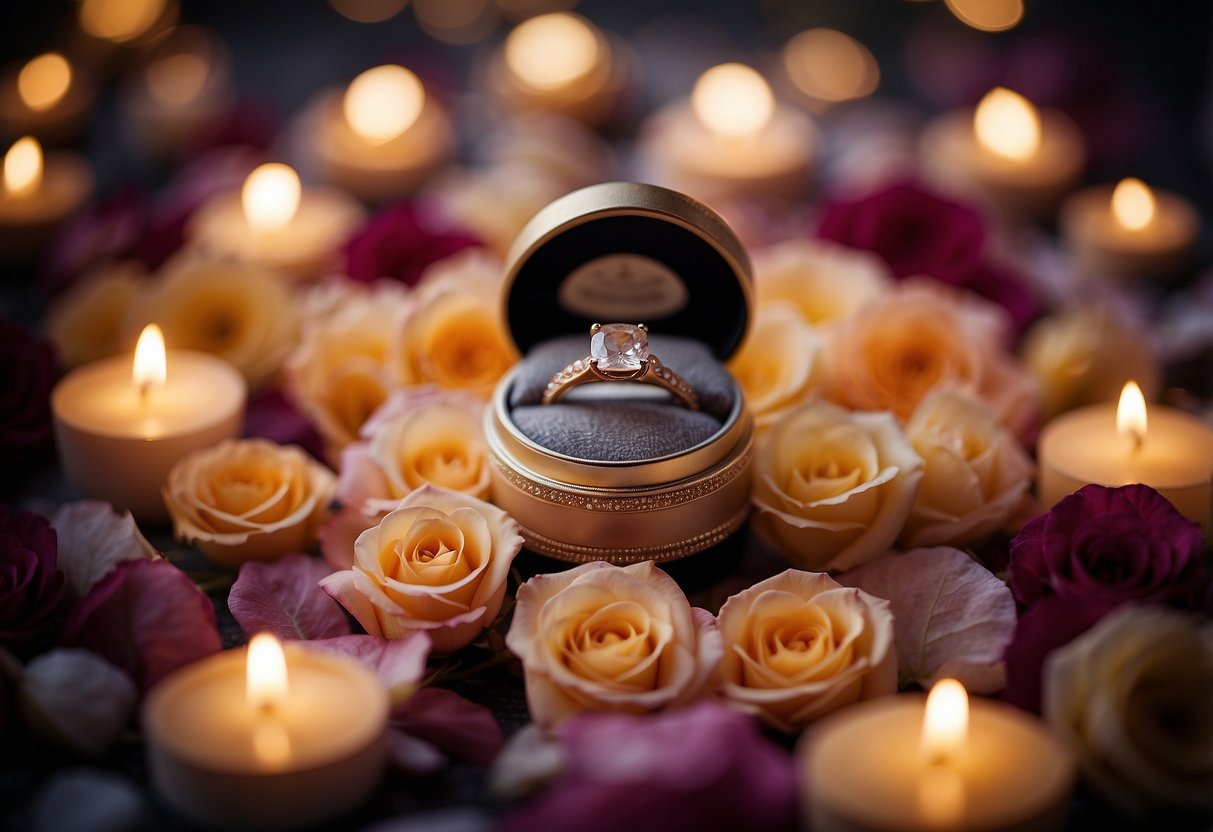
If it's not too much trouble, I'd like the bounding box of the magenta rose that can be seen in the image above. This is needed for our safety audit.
[500,702,797,832]
[343,202,482,287]
[0,321,58,471]
[1003,484,1208,712]
[0,504,65,651]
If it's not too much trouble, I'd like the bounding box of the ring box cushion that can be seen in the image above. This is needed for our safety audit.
[508,333,735,462]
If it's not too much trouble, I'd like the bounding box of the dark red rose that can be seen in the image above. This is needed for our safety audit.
[40,189,147,297]
[342,202,482,287]
[1009,484,1207,611]
[243,386,326,464]
[1001,594,1111,713]
[0,504,64,651]
[0,321,59,471]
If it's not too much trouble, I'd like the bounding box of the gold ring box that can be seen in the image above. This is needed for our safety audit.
[487,181,754,564]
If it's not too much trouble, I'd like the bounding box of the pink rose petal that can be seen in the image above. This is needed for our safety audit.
[59,560,221,695]
[840,546,1016,693]
[392,687,504,766]
[228,553,350,642]
[386,728,447,775]
[304,632,431,703]
[51,500,159,602]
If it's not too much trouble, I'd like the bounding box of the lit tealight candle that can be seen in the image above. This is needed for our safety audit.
[51,323,246,521]
[921,86,1085,216]
[1037,380,1213,530]
[0,51,94,142]
[782,28,880,109]
[0,135,93,261]
[77,0,177,45]
[144,633,388,830]
[122,25,234,159]
[638,63,817,203]
[487,12,629,126]
[298,63,453,203]
[1059,177,1199,280]
[188,161,365,278]
[801,679,1076,832]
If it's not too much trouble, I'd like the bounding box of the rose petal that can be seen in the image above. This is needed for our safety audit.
[51,501,159,602]
[304,632,431,704]
[228,553,350,641]
[391,687,504,765]
[20,649,136,757]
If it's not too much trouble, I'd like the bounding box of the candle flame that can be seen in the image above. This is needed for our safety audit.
[79,0,168,43]
[504,13,601,92]
[242,163,301,233]
[921,678,968,765]
[132,323,167,398]
[4,137,43,198]
[1111,178,1155,231]
[1117,381,1147,450]
[692,63,775,138]
[343,64,425,145]
[974,87,1040,161]
[17,53,72,112]
[247,632,289,711]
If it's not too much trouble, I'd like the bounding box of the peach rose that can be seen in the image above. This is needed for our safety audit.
[393,250,517,397]
[716,569,896,731]
[285,281,413,455]
[900,388,1034,547]
[319,387,490,569]
[505,561,723,728]
[820,280,1039,438]
[320,485,523,653]
[44,262,144,370]
[164,438,335,567]
[1044,605,1213,815]
[753,398,923,572]
[125,253,299,388]
[430,165,569,258]
[752,239,892,327]
[728,303,823,431]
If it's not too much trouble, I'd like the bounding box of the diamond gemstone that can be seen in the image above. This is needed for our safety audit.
[590,324,648,371]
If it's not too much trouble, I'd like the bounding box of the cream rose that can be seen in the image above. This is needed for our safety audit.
[716,569,896,731]
[44,262,144,370]
[899,388,1034,547]
[285,281,413,455]
[319,387,490,569]
[393,250,517,397]
[820,280,1039,438]
[125,253,299,388]
[728,303,823,431]
[1044,605,1213,815]
[320,485,523,653]
[752,239,892,327]
[1022,303,1161,419]
[753,398,923,572]
[164,438,335,567]
[505,561,723,728]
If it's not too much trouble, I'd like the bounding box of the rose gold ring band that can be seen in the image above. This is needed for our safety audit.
[542,353,699,409]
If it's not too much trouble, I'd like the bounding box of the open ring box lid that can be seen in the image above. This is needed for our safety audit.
[488,181,755,565]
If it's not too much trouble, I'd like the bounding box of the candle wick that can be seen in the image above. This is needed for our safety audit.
[139,382,151,404]
[1131,429,1144,454]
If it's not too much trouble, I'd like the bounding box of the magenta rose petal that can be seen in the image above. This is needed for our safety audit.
[304,632,431,702]
[51,500,158,602]
[242,387,327,463]
[228,554,350,642]
[58,559,221,695]
[840,546,1016,693]
[1001,594,1113,713]
[391,687,504,766]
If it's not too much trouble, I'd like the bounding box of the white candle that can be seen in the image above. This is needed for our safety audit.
[0,135,93,261]
[921,87,1085,216]
[1037,381,1213,529]
[189,162,366,279]
[638,63,817,203]
[299,63,453,203]
[0,51,93,143]
[1059,177,1198,280]
[800,679,1076,832]
[144,633,388,830]
[52,324,246,522]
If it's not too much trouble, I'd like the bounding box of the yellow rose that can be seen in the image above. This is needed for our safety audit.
[393,251,517,397]
[900,388,1034,547]
[320,485,524,653]
[1044,606,1213,815]
[44,262,144,369]
[728,302,823,431]
[505,561,723,728]
[820,280,1039,438]
[753,398,924,572]
[286,282,413,455]
[1022,304,1161,419]
[752,239,891,327]
[717,569,896,731]
[164,438,335,567]
[125,253,299,388]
